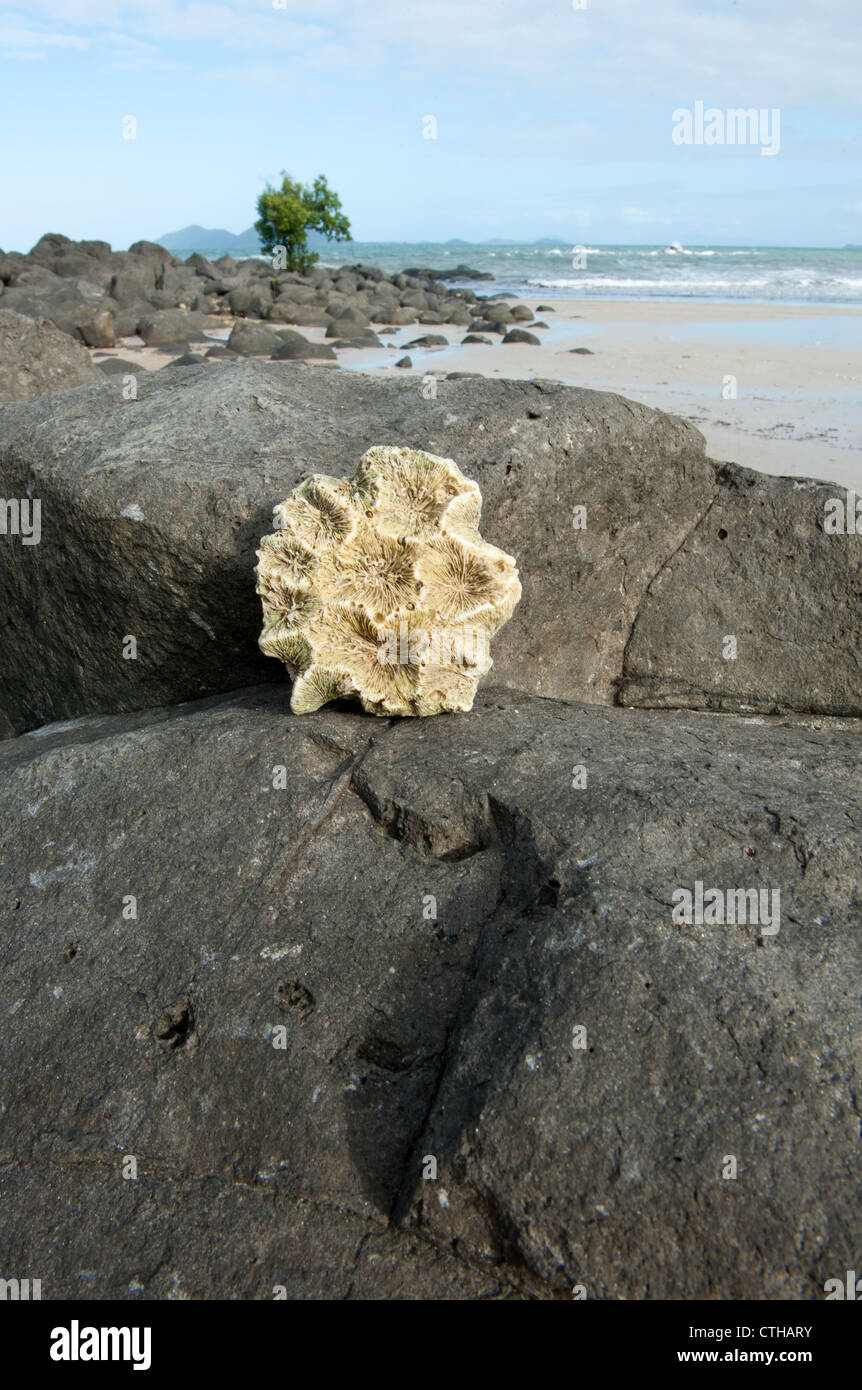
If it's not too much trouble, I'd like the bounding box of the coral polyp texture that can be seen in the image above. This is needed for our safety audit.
[256,446,521,716]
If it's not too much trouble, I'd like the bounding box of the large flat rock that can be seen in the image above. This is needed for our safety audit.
[1,687,859,1298]
[0,363,858,737]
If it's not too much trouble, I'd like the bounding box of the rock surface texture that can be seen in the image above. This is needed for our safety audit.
[1,364,859,738]
[0,309,100,402]
[0,686,859,1299]
[257,446,520,715]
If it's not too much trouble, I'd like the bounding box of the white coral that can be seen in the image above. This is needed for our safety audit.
[256,446,521,716]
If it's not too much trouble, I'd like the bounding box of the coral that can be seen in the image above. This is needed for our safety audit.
[256,446,521,715]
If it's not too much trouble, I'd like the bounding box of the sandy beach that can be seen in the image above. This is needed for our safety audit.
[97,296,862,490]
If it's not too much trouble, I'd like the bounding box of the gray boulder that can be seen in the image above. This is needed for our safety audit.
[78,309,116,349]
[0,685,858,1299]
[0,310,100,403]
[270,332,336,361]
[0,282,104,339]
[139,310,204,346]
[403,334,448,348]
[0,364,859,738]
[227,322,283,356]
[227,285,272,318]
[502,329,541,345]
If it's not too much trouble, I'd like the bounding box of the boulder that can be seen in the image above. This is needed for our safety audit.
[275,306,332,328]
[324,307,370,338]
[185,252,219,279]
[162,352,208,368]
[78,309,115,349]
[7,265,61,289]
[0,282,104,339]
[127,239,175,265]
[403,334,448,349]
[96,357,139,376]
[226,322,283,356]
[109,265,157,306]
[0,364,859,737]
[502,329,541,345]
[139,310,203,346]
[53,252,112,288]
[0,310,100,403]
[462,334,492,344]
[0,685,858,1298]
[27,232,74,265]
[270,332,336,361]
[113,302,153,337]
[394,355,412,368]
[227,285,272,318]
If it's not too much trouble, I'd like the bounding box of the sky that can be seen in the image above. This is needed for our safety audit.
[0,0,859,251]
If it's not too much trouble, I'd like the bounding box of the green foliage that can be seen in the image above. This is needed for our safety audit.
[255,173,351,273]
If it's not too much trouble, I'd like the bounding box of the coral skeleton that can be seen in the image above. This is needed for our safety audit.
[256,446,521,715]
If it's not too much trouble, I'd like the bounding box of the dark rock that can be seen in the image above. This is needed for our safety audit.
[274,306,332,328]
[96,357,139,376]
[371,306,416,326]
[205,345,236,359]
[403,334,448,349]
[394,355,412,368]
[0,364,859,737]
[185,253,219,279]
[78,240,113,261]
[0,310,100,402]
[332,331,383,349]
[467,320,504,335]
[226,322,283,356]
[78,309,115,349]
[152,342,192,356]
[0,685,857,1298]
[270,333,336,361]
[162,353,208,368]
[228,285,272,318]
[7,266,61,290]
[509,305,534,321]
[127,239,175,264]
[502,329,541,345]
[536,304,555,311]
[427,263,494,281]
[324,308,371,339]
[570,347,594,354]
[139,310,201,347]
[27,232,74,264]
[113,302,153,338]
[0,283,103,340]
[461,334,492,344]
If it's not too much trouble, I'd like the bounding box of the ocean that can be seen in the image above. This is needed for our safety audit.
[174,241,862,306]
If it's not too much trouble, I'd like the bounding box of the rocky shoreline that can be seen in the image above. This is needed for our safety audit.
[0,234,541,401]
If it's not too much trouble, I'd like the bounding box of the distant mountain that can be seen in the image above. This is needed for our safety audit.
[156,224,333,255]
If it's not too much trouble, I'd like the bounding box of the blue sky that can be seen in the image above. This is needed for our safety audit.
[0,0,859,251]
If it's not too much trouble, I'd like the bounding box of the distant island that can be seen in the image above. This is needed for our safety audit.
[156,224,331,254]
